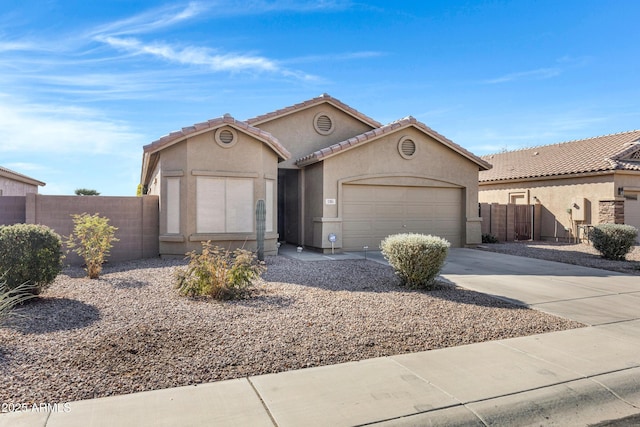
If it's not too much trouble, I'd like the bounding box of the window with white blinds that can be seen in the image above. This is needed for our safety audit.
[196,177,253,233]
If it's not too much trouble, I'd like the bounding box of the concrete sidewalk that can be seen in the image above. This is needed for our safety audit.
[3,249,640,426]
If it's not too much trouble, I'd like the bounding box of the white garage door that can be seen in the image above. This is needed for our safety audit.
[625,194,640,243]
[342,184,463,251]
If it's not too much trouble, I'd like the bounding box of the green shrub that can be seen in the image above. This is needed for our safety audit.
[66,213,119,279]
[0,276,36,326]
[175,241,265,300]
[482,233,499,244]
[590,224,638,261]
[0,224,63,294]
[380,233,450,290]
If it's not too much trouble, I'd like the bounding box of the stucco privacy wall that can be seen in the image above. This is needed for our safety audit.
[306,125,482,249]
[25,194,159,265]
[478,175,614,240]
[0,196,27,225]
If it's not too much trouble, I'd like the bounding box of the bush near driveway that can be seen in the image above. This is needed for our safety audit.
[591,224,638,261]
[0,224,63,294]
[380,233,450,290]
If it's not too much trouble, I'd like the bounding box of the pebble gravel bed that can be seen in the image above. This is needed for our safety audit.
[1,255,583,404]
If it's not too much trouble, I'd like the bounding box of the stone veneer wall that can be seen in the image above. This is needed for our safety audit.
[598,200,624,224]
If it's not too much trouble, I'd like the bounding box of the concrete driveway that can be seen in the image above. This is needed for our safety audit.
[442,248,640,326]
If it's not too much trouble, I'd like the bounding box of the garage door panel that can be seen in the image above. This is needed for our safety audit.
[342,185,462,250]
[374,206,404,217]
[342,220,373,233]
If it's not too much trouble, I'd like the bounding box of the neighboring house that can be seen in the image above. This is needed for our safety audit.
[479,130,640,241]
[0,165,45,196]
[140,94,491,257]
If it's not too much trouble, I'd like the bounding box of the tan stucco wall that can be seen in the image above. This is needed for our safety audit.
[253,104,375,169]
[304,126,482,249]
[0,177,38,196]
[479,174,616,240]
[614,171,640,193]
[156,126,280,257]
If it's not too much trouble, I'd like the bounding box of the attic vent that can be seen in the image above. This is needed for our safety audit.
[219,130,234,144]
[398,136,417,159]
[214,127,238,148]
[313,112,335,135]
[629,150,640,160]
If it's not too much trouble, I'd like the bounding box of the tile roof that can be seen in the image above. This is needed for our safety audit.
[479,130,640,183]
[246,93,383,128]
[0,165,45,186]
[143,114,291,161]
[295,116,492,170]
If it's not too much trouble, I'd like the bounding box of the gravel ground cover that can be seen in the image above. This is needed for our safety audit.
[1,255,583,404]
[478,242,640,275]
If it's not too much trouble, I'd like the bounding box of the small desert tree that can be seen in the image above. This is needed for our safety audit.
[75,188,100,196]
[66,213,119,279]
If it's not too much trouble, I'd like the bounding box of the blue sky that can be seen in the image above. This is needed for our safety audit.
[2,0,639,195]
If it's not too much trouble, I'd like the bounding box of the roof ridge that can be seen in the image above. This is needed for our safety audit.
[143,114,290,160]
[296,115,490,170]
[482,129,640,157]
[246,93,383,128]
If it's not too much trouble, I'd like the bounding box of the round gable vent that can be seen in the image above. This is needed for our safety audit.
[314,112,335,135]
[214,127,238,148]
[398,137,417,159]
[219,129,234,144]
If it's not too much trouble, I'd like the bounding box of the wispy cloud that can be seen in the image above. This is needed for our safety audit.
[190,0,354,16]
[483,67,561,84]
[284,51,385,64]
[3,162,51,174]
[88,2,207,37]
[99,36,279,73]
[0,41,37,52]
[89,3,317,80]
[455,109,611,155]
[0,95,143,155]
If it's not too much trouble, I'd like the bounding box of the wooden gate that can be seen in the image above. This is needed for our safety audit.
[514,205,533,240]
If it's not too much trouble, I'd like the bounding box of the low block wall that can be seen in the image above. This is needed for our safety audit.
[25,194,159,265]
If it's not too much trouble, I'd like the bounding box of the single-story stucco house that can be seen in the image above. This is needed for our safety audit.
[140,94,491,257]
[0,165,45,196]
[478,130,640,241]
